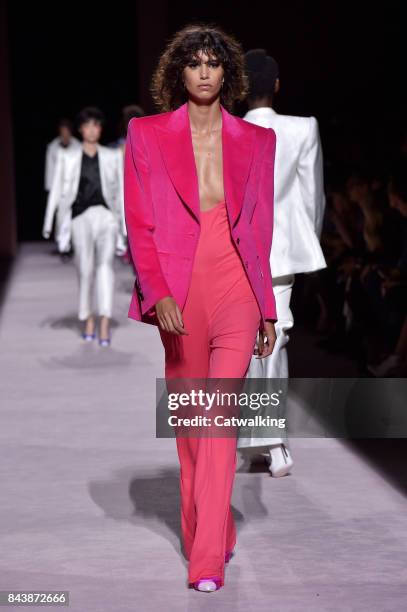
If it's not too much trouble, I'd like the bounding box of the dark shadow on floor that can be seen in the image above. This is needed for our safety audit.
[288,279,407,497]
[0,255,14,314]
[39,313,122,333]
[345,439,407,497]
[89,465,247,563]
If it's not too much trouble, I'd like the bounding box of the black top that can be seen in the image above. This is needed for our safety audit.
[71,151,108,219]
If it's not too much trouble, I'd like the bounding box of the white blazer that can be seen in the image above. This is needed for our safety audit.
[244,107,327,277]
[44,137,81,192]
[43,144,126,253]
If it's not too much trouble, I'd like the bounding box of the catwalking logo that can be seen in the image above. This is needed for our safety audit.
[168,414,287,428]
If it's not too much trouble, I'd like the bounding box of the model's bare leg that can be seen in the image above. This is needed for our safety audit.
[99,315,110,343]
[85,315,95,337]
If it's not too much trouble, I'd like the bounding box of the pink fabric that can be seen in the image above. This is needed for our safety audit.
[124,102,277,330]
[159,201,261,586]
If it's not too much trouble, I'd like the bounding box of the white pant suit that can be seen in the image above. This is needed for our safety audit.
[42,143,126,321]
[238,107,327,451]
[71,205,118,320]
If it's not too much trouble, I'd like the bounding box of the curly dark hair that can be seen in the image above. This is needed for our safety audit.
[151,23,248,112]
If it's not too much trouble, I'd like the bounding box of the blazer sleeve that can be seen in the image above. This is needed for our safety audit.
[44,142,54,192]
[297,116,326,238]
[42,147,64,238]
[115,147,126,237]
[251,128,277,324]
[124,120,173,315]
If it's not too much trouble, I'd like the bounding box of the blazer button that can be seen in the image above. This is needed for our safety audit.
[236,237,240,244]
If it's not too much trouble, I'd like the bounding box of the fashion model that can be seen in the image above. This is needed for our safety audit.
[238,49,327,475]
[43,107,127,345]
[124,25,277,592]
[44,118,81,193]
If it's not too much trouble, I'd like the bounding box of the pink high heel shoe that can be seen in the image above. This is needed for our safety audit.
[190,576,222,592]
[190,550,234,592]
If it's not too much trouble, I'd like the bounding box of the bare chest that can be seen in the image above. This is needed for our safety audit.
[191,130,225,211]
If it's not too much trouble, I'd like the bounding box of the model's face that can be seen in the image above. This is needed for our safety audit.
[59,126,72,144]
[183,49,224,104]
[79,120,102,143]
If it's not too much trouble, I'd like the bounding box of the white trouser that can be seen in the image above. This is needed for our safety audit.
[71,205,118,321]
[238,274,295,449]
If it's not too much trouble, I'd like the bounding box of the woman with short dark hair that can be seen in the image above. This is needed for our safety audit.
[43,106,126,345]
[124,23,277,592]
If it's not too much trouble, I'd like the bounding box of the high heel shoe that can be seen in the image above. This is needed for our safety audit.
[190,577,222,592]
[269,443,294,477]
[98,336,111,347]
[81,332,95,342]
[189,550,232,591]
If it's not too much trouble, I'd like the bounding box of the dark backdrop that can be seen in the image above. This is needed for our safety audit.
[7,0,405,241]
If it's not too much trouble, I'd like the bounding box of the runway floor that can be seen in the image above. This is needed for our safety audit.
[1,243,406,611]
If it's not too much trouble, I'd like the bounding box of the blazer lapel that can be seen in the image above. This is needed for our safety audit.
[221,105,256,227]
[154,103,200,222]
[71,148,83,197]
[96,144,108,199]
[154,102,255,226]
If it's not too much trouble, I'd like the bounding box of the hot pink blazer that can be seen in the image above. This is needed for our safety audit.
[124,101,277,329]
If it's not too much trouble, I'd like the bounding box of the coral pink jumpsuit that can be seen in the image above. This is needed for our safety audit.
[159,199,261,586]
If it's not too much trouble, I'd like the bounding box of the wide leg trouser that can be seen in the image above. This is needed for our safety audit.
[158,275,261,586]
[238,274,295,449]
[71,205,118,321]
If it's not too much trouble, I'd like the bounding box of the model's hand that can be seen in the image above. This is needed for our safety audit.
[255,321,276,359]
[156,296,189,335]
